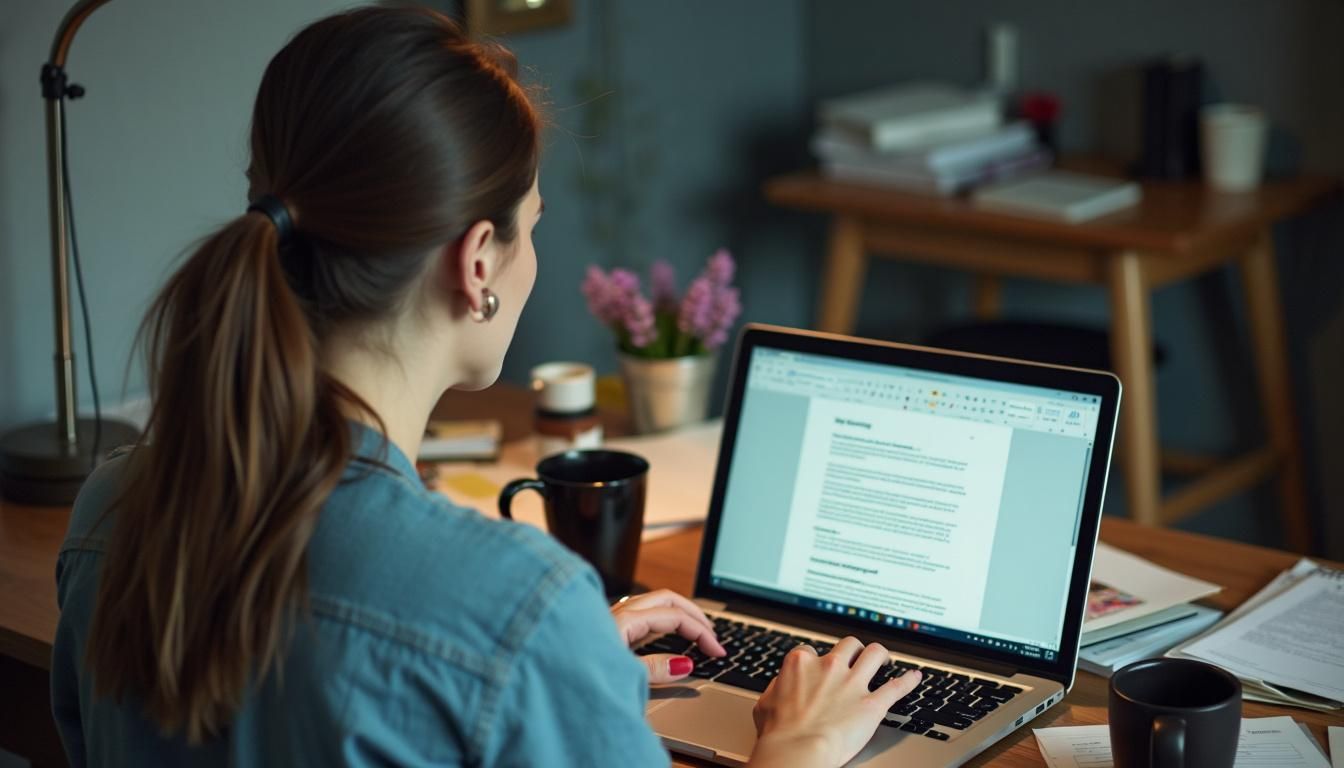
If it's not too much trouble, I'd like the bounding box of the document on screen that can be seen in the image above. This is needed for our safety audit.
[776,398,1011,628]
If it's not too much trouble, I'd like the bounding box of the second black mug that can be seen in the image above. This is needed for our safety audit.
[1109,658,1242,768]
[499,449,648,597]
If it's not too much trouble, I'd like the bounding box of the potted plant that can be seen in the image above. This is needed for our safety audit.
[582,249,741,433]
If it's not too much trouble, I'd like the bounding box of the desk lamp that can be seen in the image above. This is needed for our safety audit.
[0,0,140,505]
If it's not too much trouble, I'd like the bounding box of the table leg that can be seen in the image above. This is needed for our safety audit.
[1239,232,1313,552]
[972,274,1002,319]
[1108,251,1162,527]
[816,215,866,335]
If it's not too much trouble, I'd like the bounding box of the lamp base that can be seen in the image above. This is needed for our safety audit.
[0,418,141,506]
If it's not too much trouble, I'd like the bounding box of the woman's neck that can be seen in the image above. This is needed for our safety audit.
[321,325,454,465]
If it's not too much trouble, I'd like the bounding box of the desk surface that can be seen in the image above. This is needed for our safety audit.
[765,171,1338,255]
[3,385,1341,766]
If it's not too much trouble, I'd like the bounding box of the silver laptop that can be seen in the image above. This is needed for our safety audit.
[640,324,1120,767]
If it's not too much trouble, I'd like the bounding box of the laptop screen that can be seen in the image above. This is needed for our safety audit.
[708,345,1104,665]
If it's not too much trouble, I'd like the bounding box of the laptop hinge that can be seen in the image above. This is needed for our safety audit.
[724,600,1020,679]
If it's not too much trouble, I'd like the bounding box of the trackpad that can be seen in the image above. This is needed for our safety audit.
[649,687,758,760]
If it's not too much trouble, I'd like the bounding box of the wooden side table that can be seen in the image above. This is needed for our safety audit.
[765,171,1338,552]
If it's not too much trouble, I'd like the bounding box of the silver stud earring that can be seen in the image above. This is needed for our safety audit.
[471,288,500,323]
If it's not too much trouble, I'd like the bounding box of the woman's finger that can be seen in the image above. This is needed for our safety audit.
[620,606,726,656]
[617,589,715,633]
[872,670,923,710]
[641,653,694,685]
[825,636,865,667]
[849,642,890,686]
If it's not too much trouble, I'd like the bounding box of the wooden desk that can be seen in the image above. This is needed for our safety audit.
[3,385,1341,766]
[766,171,1339,551]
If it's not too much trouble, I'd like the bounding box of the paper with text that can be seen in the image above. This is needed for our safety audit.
[1181,569,1344,704]
[1034,717,1329,768]
[1328,726,1342,768]
[776,399,1010,630]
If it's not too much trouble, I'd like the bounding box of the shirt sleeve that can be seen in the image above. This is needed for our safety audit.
[50,550,89,768]
[478,567,671,768]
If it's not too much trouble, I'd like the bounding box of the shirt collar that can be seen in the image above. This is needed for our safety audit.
[347,420,419,483]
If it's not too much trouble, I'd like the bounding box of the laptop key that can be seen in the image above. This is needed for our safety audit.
[890,702,918,716]
[714,668,771,693]
[924,730,950,741]
[900,721,930,734]
[910,707,974,730]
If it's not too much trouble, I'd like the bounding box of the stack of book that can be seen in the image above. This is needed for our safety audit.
[813,82,1050,196]
[1077,543,1224,677]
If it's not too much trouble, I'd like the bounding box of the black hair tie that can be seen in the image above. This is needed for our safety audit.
[247,194,294,243]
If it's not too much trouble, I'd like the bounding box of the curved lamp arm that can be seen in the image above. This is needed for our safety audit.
[49,0,113,69]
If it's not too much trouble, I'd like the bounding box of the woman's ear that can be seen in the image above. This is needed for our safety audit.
[442,219,498,315]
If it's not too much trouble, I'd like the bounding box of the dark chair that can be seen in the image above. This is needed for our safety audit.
[923,319,1165,371]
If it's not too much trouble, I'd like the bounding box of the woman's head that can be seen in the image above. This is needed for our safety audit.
[250,5,542,385]
[87,7,540,741]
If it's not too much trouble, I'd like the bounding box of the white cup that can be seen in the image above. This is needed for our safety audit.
[1200,104,1267,192]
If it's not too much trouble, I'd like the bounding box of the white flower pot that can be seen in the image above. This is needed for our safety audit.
[618,354,716,434]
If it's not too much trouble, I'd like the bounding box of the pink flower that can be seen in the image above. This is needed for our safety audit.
[706,248,735,287]
[581,265,658,350]
[650,260,677,310]
[624,295,657,348]
[678,276,715,338]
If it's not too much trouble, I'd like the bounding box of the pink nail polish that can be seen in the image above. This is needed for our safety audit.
[669,656,693,676]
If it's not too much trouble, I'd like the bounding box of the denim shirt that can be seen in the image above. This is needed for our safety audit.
[50,424,670,767]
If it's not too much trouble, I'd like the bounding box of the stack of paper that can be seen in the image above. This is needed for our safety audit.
[812,83,1049,196]
[1082,542,1222,638]
[427,420,722,542]
[1034,717,1330,768]
[1167,561,1344,712]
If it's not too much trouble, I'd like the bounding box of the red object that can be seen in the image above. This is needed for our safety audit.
[1020,91,1061,125]
[912,623,920,631]
[669,656,693,676]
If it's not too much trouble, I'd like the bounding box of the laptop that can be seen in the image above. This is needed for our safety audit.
[640,324,1121,766]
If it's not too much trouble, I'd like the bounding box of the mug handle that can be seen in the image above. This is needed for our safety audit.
[499,478,547,520]
[1150,715,1186,768]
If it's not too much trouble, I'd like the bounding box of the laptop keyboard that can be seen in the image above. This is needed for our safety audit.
[638,615,1024,741]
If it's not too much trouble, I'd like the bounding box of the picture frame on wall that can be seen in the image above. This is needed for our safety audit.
[464,0,572,36]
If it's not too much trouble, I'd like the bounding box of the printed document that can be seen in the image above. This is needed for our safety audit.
[1180,569,1344,704]
[1034,717,1329,768]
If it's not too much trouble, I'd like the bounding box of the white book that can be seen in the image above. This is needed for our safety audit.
[821,148,1051,196]
[972,171,1141,223]
[1081,542,1222,633]
[1077,604,1223,677]
[1080,603,1202,647]
[819,82,1002,152]
[822,161,961,196]
[419,419,502,462]
[811,122,1036,174]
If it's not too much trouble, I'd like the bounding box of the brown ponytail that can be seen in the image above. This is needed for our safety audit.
[85,6,539,742]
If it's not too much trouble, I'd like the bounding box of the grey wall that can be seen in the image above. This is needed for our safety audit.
[0,0,812,424]
[806,0,1344,556]
[494,0,814,398]
[2,0,1339,556]
[1,0,365,426]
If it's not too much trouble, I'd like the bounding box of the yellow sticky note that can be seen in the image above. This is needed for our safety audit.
[439,472,501,499]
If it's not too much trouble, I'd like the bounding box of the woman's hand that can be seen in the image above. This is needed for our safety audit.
[610,589,726,684]
[748,637,922,768]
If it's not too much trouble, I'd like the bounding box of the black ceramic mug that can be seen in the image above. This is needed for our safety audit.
[1109,658,1242,768]
[499,450,648,597]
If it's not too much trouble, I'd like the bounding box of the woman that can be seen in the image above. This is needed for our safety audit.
[51,7,919,766]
